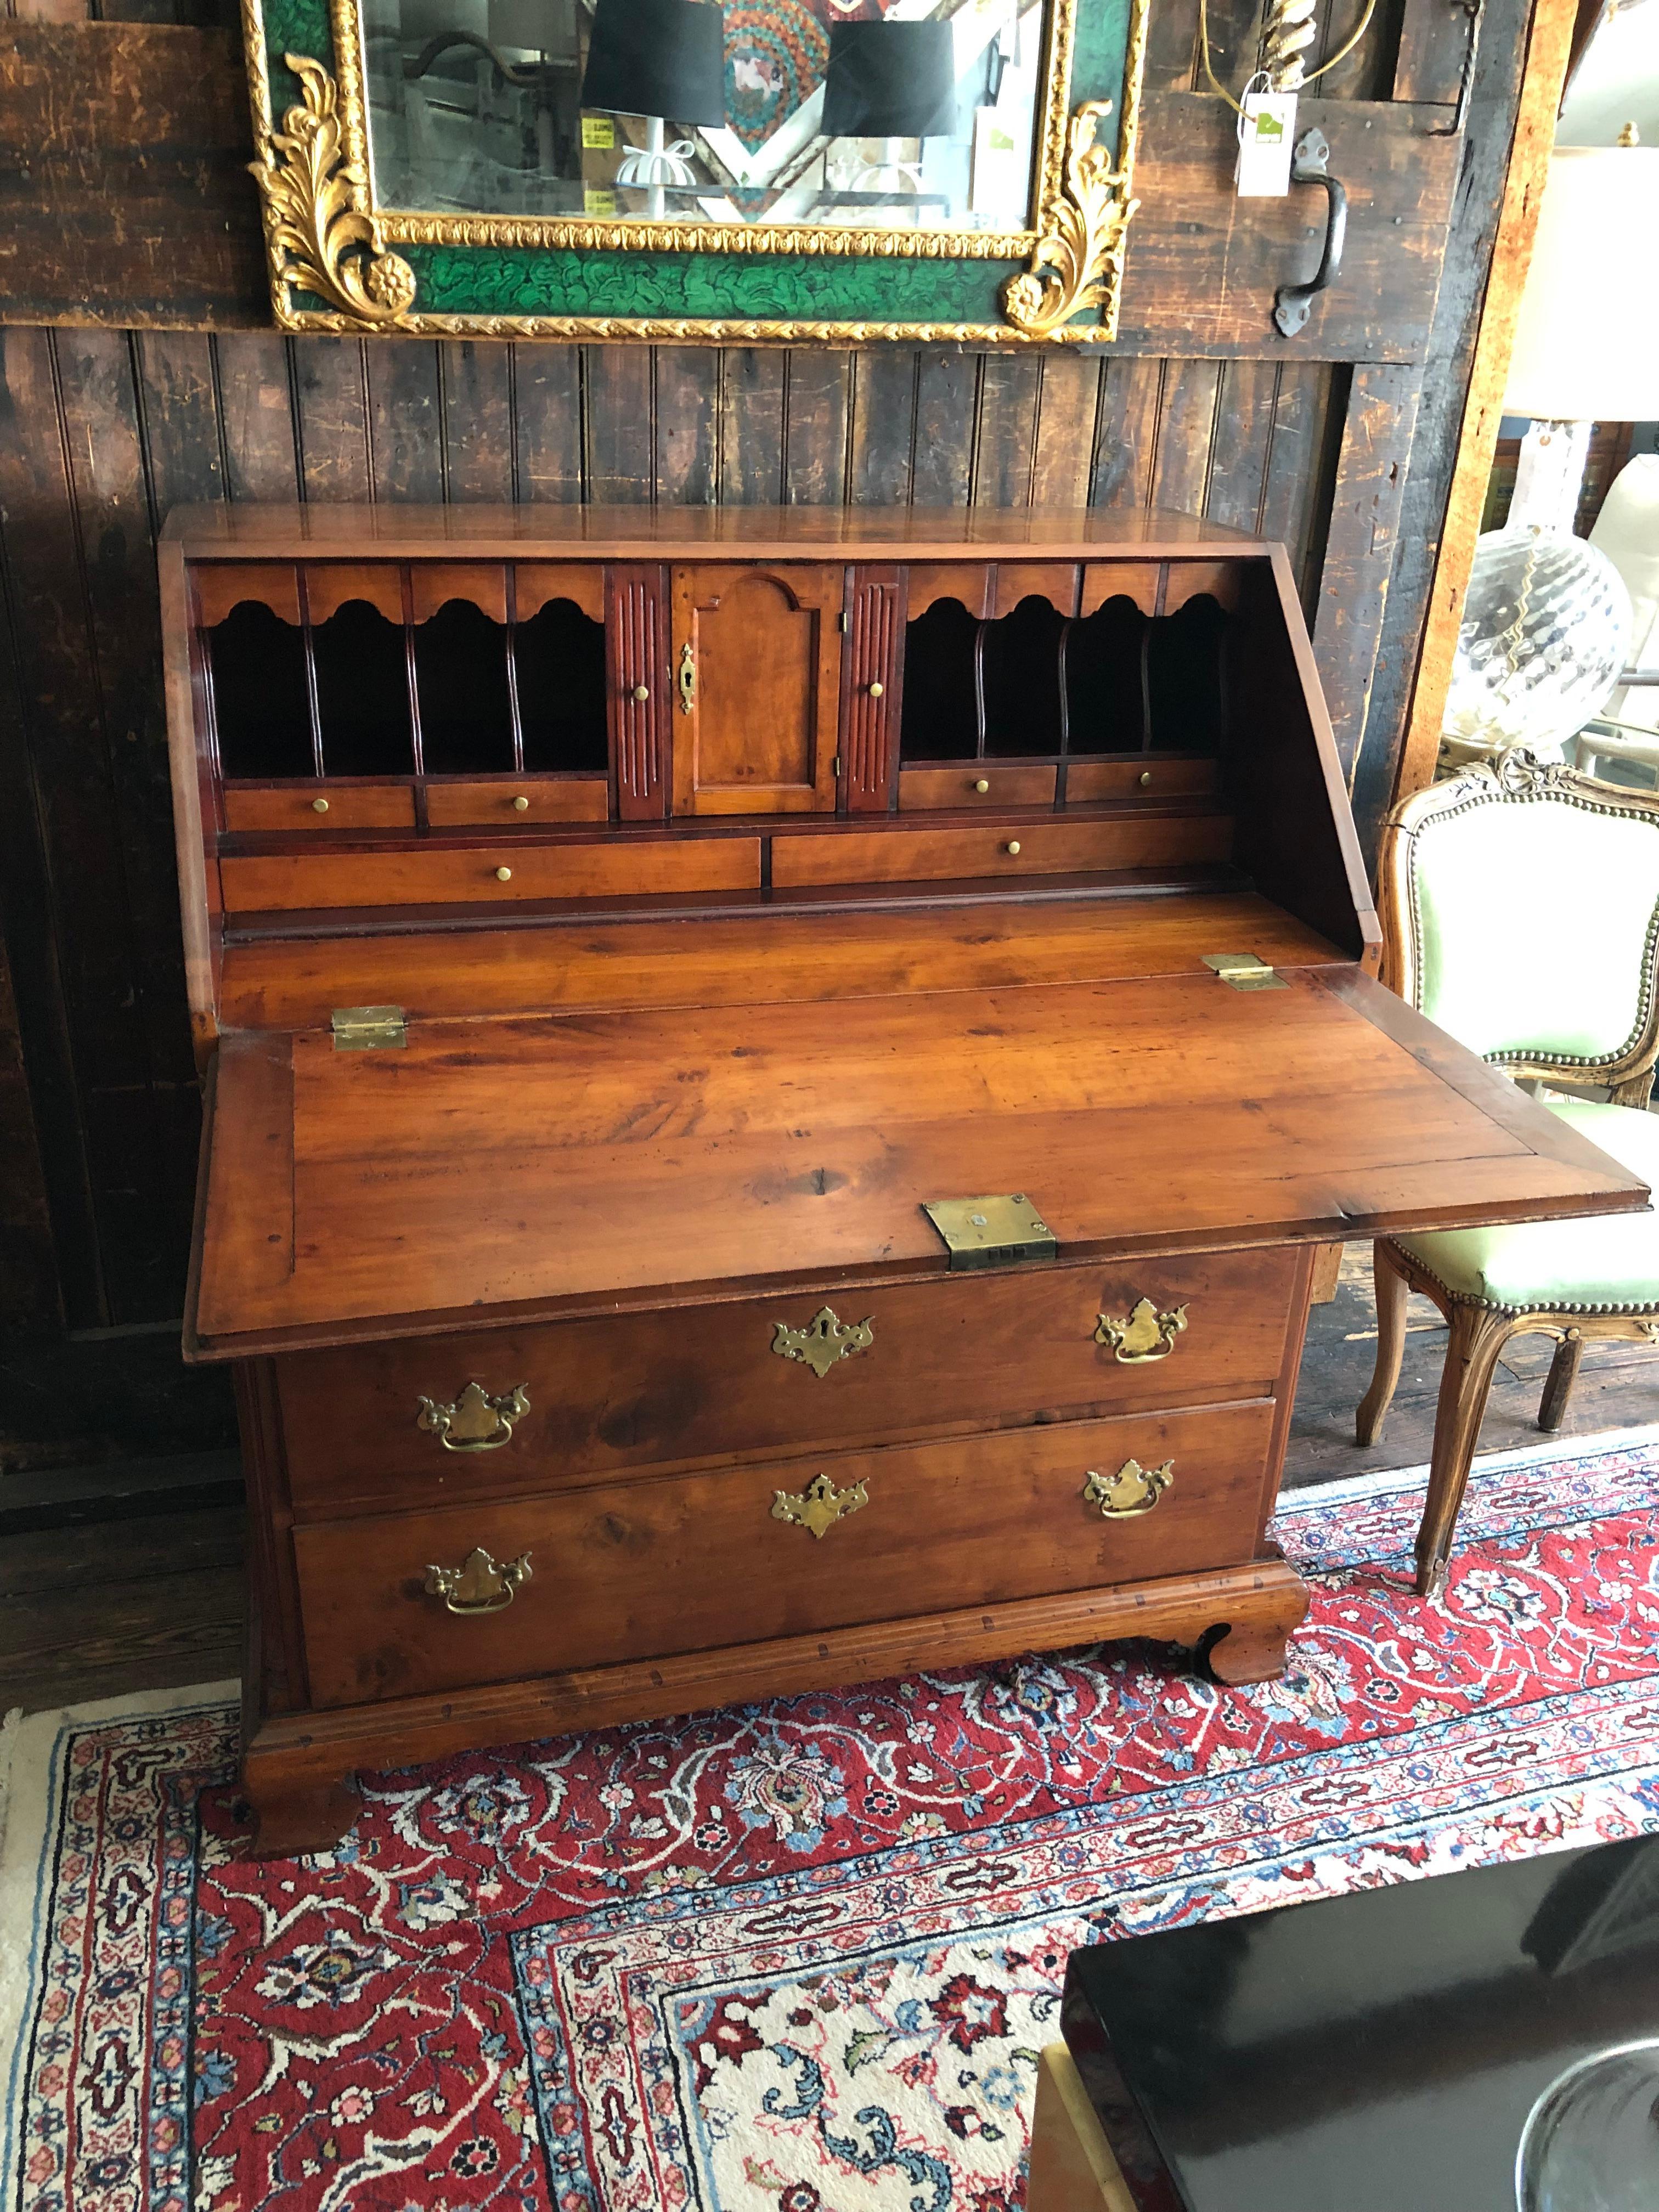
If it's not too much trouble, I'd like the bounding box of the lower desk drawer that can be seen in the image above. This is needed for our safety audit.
[292,1400,1277,1707]
[275,1246,1303,1518]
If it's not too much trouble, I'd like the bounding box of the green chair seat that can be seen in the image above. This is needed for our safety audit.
[1396,1099,1659,1311]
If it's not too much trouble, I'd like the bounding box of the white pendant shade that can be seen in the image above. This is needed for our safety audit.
[1503,147,1659,423]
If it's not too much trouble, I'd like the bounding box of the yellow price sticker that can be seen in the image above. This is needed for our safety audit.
[581,116,616,150]
[584,188,618,215]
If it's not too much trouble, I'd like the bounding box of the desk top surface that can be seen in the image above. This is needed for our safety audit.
[189,894,1645,1355]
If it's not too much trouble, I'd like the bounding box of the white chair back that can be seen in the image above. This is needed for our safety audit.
[1387,754,1659,1080]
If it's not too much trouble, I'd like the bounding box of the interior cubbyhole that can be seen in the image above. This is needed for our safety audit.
[981,596,1066,758]
[1147,595,1228,753]
[312,600,415,776]
[1064,597,1148,754]
[206,602,313,779]
[415,599,515,775]
[899,600,980,761]
[515,599,608,774]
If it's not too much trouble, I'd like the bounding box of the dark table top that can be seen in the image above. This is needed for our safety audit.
[1062,1835,1659,2212]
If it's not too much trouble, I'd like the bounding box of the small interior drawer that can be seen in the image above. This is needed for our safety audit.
[291,1397,1278,1707]
[220,835,761,911]
[425,777,610,827]
[223,784,416,833]
[1066,758,1219,804]
[900,765,1058,811]
[770,811,1233,889]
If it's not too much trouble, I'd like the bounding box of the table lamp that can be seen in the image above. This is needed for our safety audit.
[821,19,957,204]
[580,0,726,218]
[1502,145,1659,532]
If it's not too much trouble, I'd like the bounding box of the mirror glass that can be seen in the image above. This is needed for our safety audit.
[360,0,1051,233]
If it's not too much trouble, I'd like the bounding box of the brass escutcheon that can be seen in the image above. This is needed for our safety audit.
[678,640,696,714]
[424,1545,532,1615]
[1083,1459,1173,1518]
[1096,1296,1188,1363]
[771,1470,869,1539]
[771,1305,874,1379]
[416,1381,531,1452]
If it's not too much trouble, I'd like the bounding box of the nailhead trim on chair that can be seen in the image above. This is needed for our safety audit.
[1403,754,1659,1079]
[1383,1233,1659,1318]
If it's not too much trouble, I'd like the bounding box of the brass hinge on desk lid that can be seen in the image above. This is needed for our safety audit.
[1203,952,1288,992]
[331,1004,408,1051]
[922,1194,1057,1271]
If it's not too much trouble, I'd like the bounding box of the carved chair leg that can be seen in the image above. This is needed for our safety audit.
[1415,1304,1516,1599]
[1538,1329,1585,1434]
[1357,1239,1412,1446]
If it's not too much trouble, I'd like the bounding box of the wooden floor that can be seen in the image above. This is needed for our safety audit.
[4,1245,1656,1717]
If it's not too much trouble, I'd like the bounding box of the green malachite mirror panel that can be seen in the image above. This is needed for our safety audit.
[246,0,1146,340]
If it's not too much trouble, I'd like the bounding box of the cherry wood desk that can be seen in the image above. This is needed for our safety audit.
[160,505,1646,1853]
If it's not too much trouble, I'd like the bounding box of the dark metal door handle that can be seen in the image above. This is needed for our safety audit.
[1273,128,1347,337]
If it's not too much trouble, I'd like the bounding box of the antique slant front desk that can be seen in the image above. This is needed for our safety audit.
[163,506,1645,1855]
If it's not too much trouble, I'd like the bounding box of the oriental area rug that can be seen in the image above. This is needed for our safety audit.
[6,1437,1659,2212]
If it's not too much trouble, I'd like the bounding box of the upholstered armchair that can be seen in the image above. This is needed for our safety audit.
[1358,751,1659,1595]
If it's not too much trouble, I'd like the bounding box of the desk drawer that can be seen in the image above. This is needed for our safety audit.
[424,777,609,827]
[221,834,760,911]
[275,1247,1303,1519]
[223,784,416,833]
[769,813,1232,888]
[292,1399,1277,1707]
[899,765,1058,811]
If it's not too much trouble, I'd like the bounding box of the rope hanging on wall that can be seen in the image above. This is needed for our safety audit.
[1200,0,1378,114]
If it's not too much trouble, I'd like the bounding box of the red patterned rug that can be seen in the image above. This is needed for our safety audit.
[5,1438,1659,2212]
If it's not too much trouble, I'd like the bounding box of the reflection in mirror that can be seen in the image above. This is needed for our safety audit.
[362,0,1049,234]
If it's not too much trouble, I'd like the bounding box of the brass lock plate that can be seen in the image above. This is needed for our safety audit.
[922,1193,1057,1271]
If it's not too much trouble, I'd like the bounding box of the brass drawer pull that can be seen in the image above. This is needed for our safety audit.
[415,1380,530,1452]
[771,1304,874,1379]
[1084,1459,1172,1518]
[771,1470,868,1539]
[424,1545,532,1614]
[1096,1296,1188,1363]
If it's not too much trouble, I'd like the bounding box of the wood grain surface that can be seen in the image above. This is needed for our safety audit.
[215,890,1346,1032]
[290,1401,1279,1708]
[190,964,1647,1349]
[274,1246,1304,1516]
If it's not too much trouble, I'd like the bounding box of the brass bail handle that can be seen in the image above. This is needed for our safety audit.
[424,1546,533,1615]
[415,1380,531,1452]
[1095,1297,1188,1364]
[1084,1459,1173,1518]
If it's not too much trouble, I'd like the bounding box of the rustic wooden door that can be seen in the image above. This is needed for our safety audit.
[670,564,842,815]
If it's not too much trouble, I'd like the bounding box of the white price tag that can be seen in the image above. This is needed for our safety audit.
[1236,92,1297,198]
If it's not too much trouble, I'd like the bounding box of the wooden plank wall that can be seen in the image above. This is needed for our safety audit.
[0,0,1526,1373]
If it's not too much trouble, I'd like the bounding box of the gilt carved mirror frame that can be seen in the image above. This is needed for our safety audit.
[241,0,1147,342]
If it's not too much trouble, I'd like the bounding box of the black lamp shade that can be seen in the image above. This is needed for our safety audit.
[580,0,726,125]
[822,19,956,139]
